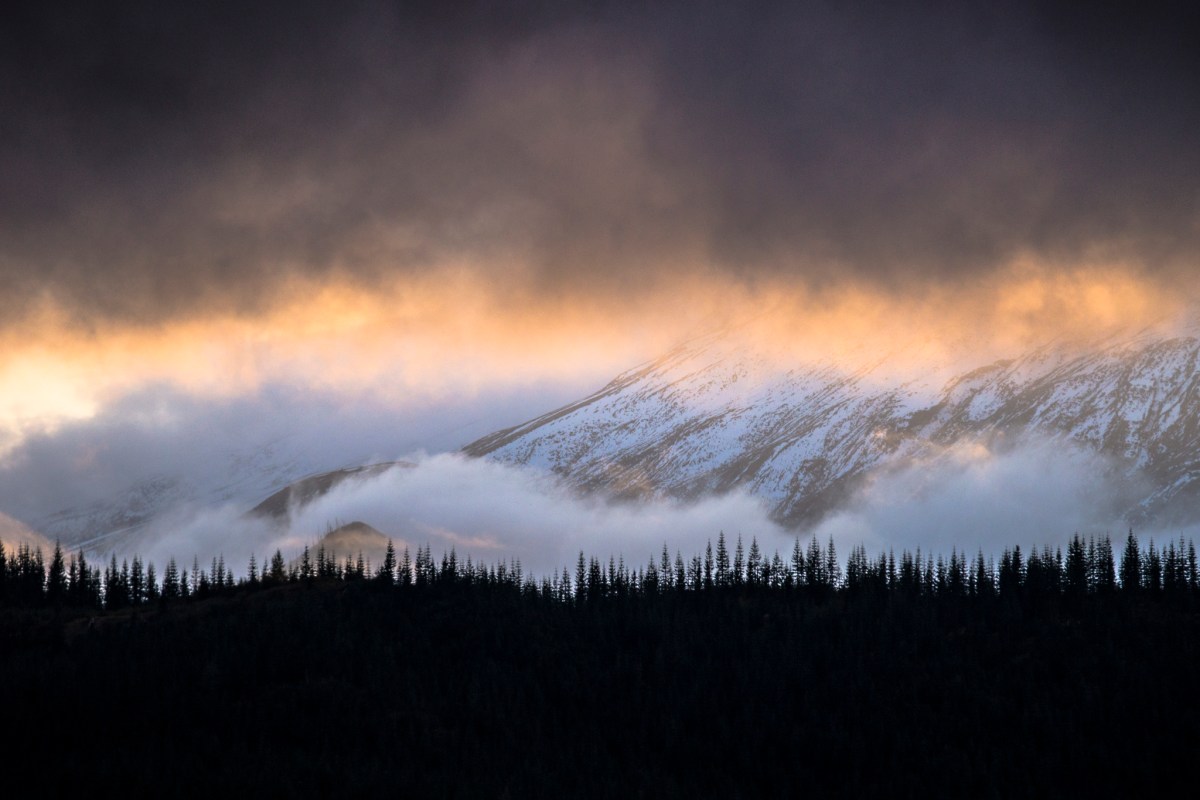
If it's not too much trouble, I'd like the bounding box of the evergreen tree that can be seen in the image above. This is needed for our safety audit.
[379,540,397,584]
[268,550,286,585]
[145,562,159,602]
[1188,539,1199,591]
[162,558,180,601]
[1120,530,1141,592]
[947,548,966,597]
[575,551,587,603]
[399,547,413,588]
[1095,536,1116,592]
[807,537,825,589]
[790,537,805,587]
[300,546,313,580]
[703,540,714,590]
[131,556,146,605]
[105,554,128,610]
[732,534,745,586]
[825,537,841,589]
[715,532,730,587]
[46,541,67,605]
[1065,534,1088,596]
[1144,540,1163,594]
[747,537,762,585]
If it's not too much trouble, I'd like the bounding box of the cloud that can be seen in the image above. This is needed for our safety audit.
[807,438,1154,559]
[291,453,790,578]
[103,453,789,581]
[0,381,589,533]
[0,1,1196,332]
[2,1,1196,461]
[22,432,1197,581]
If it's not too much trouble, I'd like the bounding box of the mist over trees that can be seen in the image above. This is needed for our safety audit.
[2,530,1196,610]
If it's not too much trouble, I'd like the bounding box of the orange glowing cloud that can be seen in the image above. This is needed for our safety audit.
[0,258,1188,454]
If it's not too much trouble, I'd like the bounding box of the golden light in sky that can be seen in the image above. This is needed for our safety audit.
[0,255,1184,456]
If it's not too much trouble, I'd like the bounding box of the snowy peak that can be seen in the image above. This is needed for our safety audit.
[465,328,1200,528]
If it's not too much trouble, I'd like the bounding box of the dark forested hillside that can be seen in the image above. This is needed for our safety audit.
[3,533,1200,796]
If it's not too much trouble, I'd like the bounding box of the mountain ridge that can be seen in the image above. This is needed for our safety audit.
[464,325,1200,528]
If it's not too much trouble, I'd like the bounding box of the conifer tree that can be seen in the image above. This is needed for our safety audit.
[790,537,805,587]
[747,537,762,585]
[1095,536,1116,592]
[807,537,824,589]
[715,532,730,587]
[46,541,67,605]
[145,562,159,602]
[947,548,966,597]
[399,547,413,587]
[379,540,397,584]
[162,558,180,601]
[732,534,745,586]
[770,551,785,588]
[1120,530,1141,592]
[703,540,714,589]
[131,556,145,604]
[575,551,587,602]
[825,537,841,589]
[1070,534,1089,597]
[268,549,286,584]
[1187,539,1198,591]
[1144,539,1162,593]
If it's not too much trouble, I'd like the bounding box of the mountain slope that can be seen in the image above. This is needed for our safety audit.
[465,326,1200,527]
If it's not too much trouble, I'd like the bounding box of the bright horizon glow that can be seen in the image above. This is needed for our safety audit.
[0,258,1189,455]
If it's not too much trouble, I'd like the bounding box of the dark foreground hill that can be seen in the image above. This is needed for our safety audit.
[4,575,1200,797]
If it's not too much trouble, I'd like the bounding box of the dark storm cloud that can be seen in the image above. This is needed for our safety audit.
[1,0,1197,324]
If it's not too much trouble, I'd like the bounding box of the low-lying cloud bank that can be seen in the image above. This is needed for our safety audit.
[135,454,785,579]
[110,438,1194,581]
[809,438,1163,559]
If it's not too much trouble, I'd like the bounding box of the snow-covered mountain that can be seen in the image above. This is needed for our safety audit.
[464,325,1200,528]
[29,439,322,551]
[26,441,406,554]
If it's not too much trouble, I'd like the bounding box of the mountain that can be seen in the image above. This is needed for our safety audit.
[315,520,391,563]
[247,462,412,523]
[464,325,1200,528]
[29,443,411,554]
[28,439,309,551]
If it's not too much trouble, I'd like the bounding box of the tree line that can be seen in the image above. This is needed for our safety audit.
[2,528,1196,611]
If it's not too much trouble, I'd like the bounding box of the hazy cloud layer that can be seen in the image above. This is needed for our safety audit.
[123,453,785,580]
[0,380,588,530]
[2,1,1197,327]
[77,441,1193,583]
[809,439,1162,560]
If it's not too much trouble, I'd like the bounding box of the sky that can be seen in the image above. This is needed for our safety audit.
[1,1,1198,564]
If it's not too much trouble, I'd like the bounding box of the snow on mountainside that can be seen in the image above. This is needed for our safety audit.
[31,438,316,551]
[464,325,1200,528]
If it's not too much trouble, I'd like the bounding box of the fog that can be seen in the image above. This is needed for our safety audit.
[4,382,1196,578]
[808,439,1161,560]
[0,379,592,533]
[131,454,786,579]
[108,439,1192,582]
